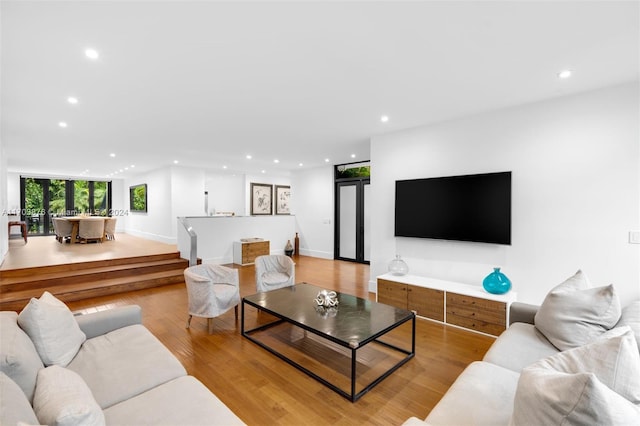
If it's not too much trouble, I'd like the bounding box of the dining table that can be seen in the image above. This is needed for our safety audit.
[61,216,108,244]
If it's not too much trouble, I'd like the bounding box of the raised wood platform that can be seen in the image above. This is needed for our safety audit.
[0,252,189,311]
[0,234,189,311]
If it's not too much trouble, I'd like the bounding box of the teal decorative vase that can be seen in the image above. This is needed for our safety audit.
[483,267,511,294]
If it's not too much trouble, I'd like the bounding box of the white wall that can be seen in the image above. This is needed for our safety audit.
[125,168,173,243]
[371,83,640,305]
[125,166,205,244]
[0,132,8,263]
[109,178,126,232]
[291,165,334,259]
[170,167,206,235]
[205,173,244,215]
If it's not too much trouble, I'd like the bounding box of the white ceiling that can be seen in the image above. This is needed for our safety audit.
[2,0,638,179]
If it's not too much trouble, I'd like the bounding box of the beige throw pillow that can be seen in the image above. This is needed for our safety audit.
[33,365,105,426]
[534,270,621,350]
[511,328,640,425]
[17,292,86,367]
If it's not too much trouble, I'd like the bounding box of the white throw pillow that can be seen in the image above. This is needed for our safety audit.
[534,270,621,350]
[33,365,105,426]
[616,301,640,353]
[511,328,640,425]
[17,292,86,367]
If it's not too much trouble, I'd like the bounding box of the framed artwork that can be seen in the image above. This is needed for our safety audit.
[250,183,273,215]
[275,185,291,215]
[129,184,147,212]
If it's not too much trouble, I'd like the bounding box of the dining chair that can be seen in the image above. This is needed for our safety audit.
[255,255,295,293]
[52,218,73,243]
[104,218,117,240]
[184,264,240,334]
[78,219,105,243]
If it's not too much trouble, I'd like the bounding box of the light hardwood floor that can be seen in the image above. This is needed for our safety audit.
[2,233,178,270]
[62,254,495,426]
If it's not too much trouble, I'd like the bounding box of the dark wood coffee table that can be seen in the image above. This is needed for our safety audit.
[241,283,415,401]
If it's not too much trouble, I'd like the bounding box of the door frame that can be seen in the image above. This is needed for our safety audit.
[334,178,370,264]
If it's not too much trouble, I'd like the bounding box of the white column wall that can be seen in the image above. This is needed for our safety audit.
[0,132,8,262]
[291,166,334,259]
[371,83,640,305]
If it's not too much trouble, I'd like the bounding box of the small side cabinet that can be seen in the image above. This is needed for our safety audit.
[233,240,270,266]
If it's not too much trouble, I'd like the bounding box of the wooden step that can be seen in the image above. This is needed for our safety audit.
[0,270,187,312]
[0,252,183,278]
[0,252,189,312]
[0,258,188,292]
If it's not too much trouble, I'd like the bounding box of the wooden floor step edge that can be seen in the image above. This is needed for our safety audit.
[0,270,187,303]
[0,275,187,312]
[0,258,189,286]
[0,252,184,278]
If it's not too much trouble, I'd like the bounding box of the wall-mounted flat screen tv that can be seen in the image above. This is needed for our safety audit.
[395,171,511,245]
[129,183,147,213]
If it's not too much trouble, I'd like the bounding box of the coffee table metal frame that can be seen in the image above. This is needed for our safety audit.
[241,283,416,402]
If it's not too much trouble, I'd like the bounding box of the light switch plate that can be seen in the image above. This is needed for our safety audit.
[629,231,640,244]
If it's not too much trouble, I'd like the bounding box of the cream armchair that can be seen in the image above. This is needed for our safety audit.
[183,264,241,334]
[255,255,295,293]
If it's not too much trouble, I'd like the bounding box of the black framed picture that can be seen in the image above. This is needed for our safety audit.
[275,185,291,215]
[250,183,272,215]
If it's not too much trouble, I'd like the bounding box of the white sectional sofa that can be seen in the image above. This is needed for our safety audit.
[403,270,640,425]
[0,295,245,426]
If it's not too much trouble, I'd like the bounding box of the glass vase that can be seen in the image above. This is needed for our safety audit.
[388,255,409,276]
[482,267,511,294]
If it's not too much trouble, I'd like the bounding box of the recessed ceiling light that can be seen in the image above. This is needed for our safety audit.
[124,167,129,170]
[58,122,68,128]
[350,154,356,158]
[324,158,330,163]
[130,164,135,168]
[119,169,124,172]
[261,170,266,174]
[273,159,279,163]
[299,163,304,167]
[222,165,227,169]
[85,49,99,60]
[246,155,252,160]
[110,153,116,158]
[173,160,179,164]
[67,97,78,105]
[380,115,389,123]
[558,69,572,79]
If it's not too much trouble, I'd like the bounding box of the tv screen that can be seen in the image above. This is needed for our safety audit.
[395,172,511,245]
